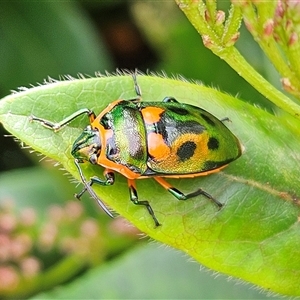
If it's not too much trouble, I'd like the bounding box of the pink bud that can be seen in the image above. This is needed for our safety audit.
[38,223,57,251]
[275,0,285,19]
[20,257,41,278]
[48,205,64,223]
[225,32,240,47]
[281,77,295,92]
[216,10,225,25]
[0,266,19,290]
[288,32,298,46]
[244,19,256,35]
[0,234,11,261]
[20,208,36,227]
[263,19,274,37]
[202,35,214,48]
[10,234,32,260]
[0,213,17,233]
[205,9,211,22]
[80,219,100,238]
[65,201,83,221]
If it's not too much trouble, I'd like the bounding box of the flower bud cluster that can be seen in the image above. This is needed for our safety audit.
[0,199,139,295]
[274,0,300,46]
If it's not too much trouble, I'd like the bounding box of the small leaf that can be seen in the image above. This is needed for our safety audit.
[0,74,300,296]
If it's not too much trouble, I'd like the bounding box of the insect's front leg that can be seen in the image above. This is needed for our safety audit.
[75,169,115,199]
[29,108,96,131]
[74,159,115,218]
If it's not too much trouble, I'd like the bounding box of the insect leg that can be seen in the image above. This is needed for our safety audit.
[30,108,96,132]
[128,179,161,227]
[154,177,223,209]
[74,160,115,218]
[220,117,230,123]
[126,71,143,104]
[132,71,142,98]
[162,97,179,103]
[75,170,115,198]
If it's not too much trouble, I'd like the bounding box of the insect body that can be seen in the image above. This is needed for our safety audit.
[30,74,242,226]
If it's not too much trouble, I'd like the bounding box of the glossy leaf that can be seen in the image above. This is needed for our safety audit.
[0,74,299,296]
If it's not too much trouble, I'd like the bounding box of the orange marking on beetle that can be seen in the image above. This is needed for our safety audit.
[174,133,210,160]
[93,100,123,124]
[141,107,165,124]
[147,132,170,160]
[103,168,114,176]
[153,177,173,190]
[147,132,211,174]
[128,178,136,189]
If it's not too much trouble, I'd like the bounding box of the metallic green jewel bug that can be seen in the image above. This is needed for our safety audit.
[30,74,242,226]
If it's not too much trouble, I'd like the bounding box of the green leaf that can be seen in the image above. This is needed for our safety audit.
[0,74,299,296]
[30,243,274,299]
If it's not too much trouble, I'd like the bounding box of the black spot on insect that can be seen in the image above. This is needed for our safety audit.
[177,141,197,162]
[201,113,216,126]
[183,121,205,134]
[207,137,219,150]
[168,106,189,115]
[100,114,113,129]
[204,157,237,171]
[106,137,119,158]
[153,118,169,142]
[130,144,145,161]
[203,161,219,170]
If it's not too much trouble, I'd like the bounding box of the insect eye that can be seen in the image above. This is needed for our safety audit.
[89,154,98,164]
[76,158,85,164]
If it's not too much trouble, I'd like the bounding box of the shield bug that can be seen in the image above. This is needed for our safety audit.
[30,74,242,226]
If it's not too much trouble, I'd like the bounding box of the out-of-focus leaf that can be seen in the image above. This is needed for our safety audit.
[30,243,276,299]
[0,1,112,94]
[0,167,71,211]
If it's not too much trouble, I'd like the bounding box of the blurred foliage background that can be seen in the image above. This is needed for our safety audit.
[0,1,278,299]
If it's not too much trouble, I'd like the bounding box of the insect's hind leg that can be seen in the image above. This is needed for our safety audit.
[154,177,223,209]
[132,71,142,98]
[126,71,143,104]
[220,117,230,123]
[162,97,179,103]
[128,179,161,227]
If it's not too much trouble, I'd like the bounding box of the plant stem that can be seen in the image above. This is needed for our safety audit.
[222,4,242,45]
[219,47,300,118]
[175,0,300,119]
